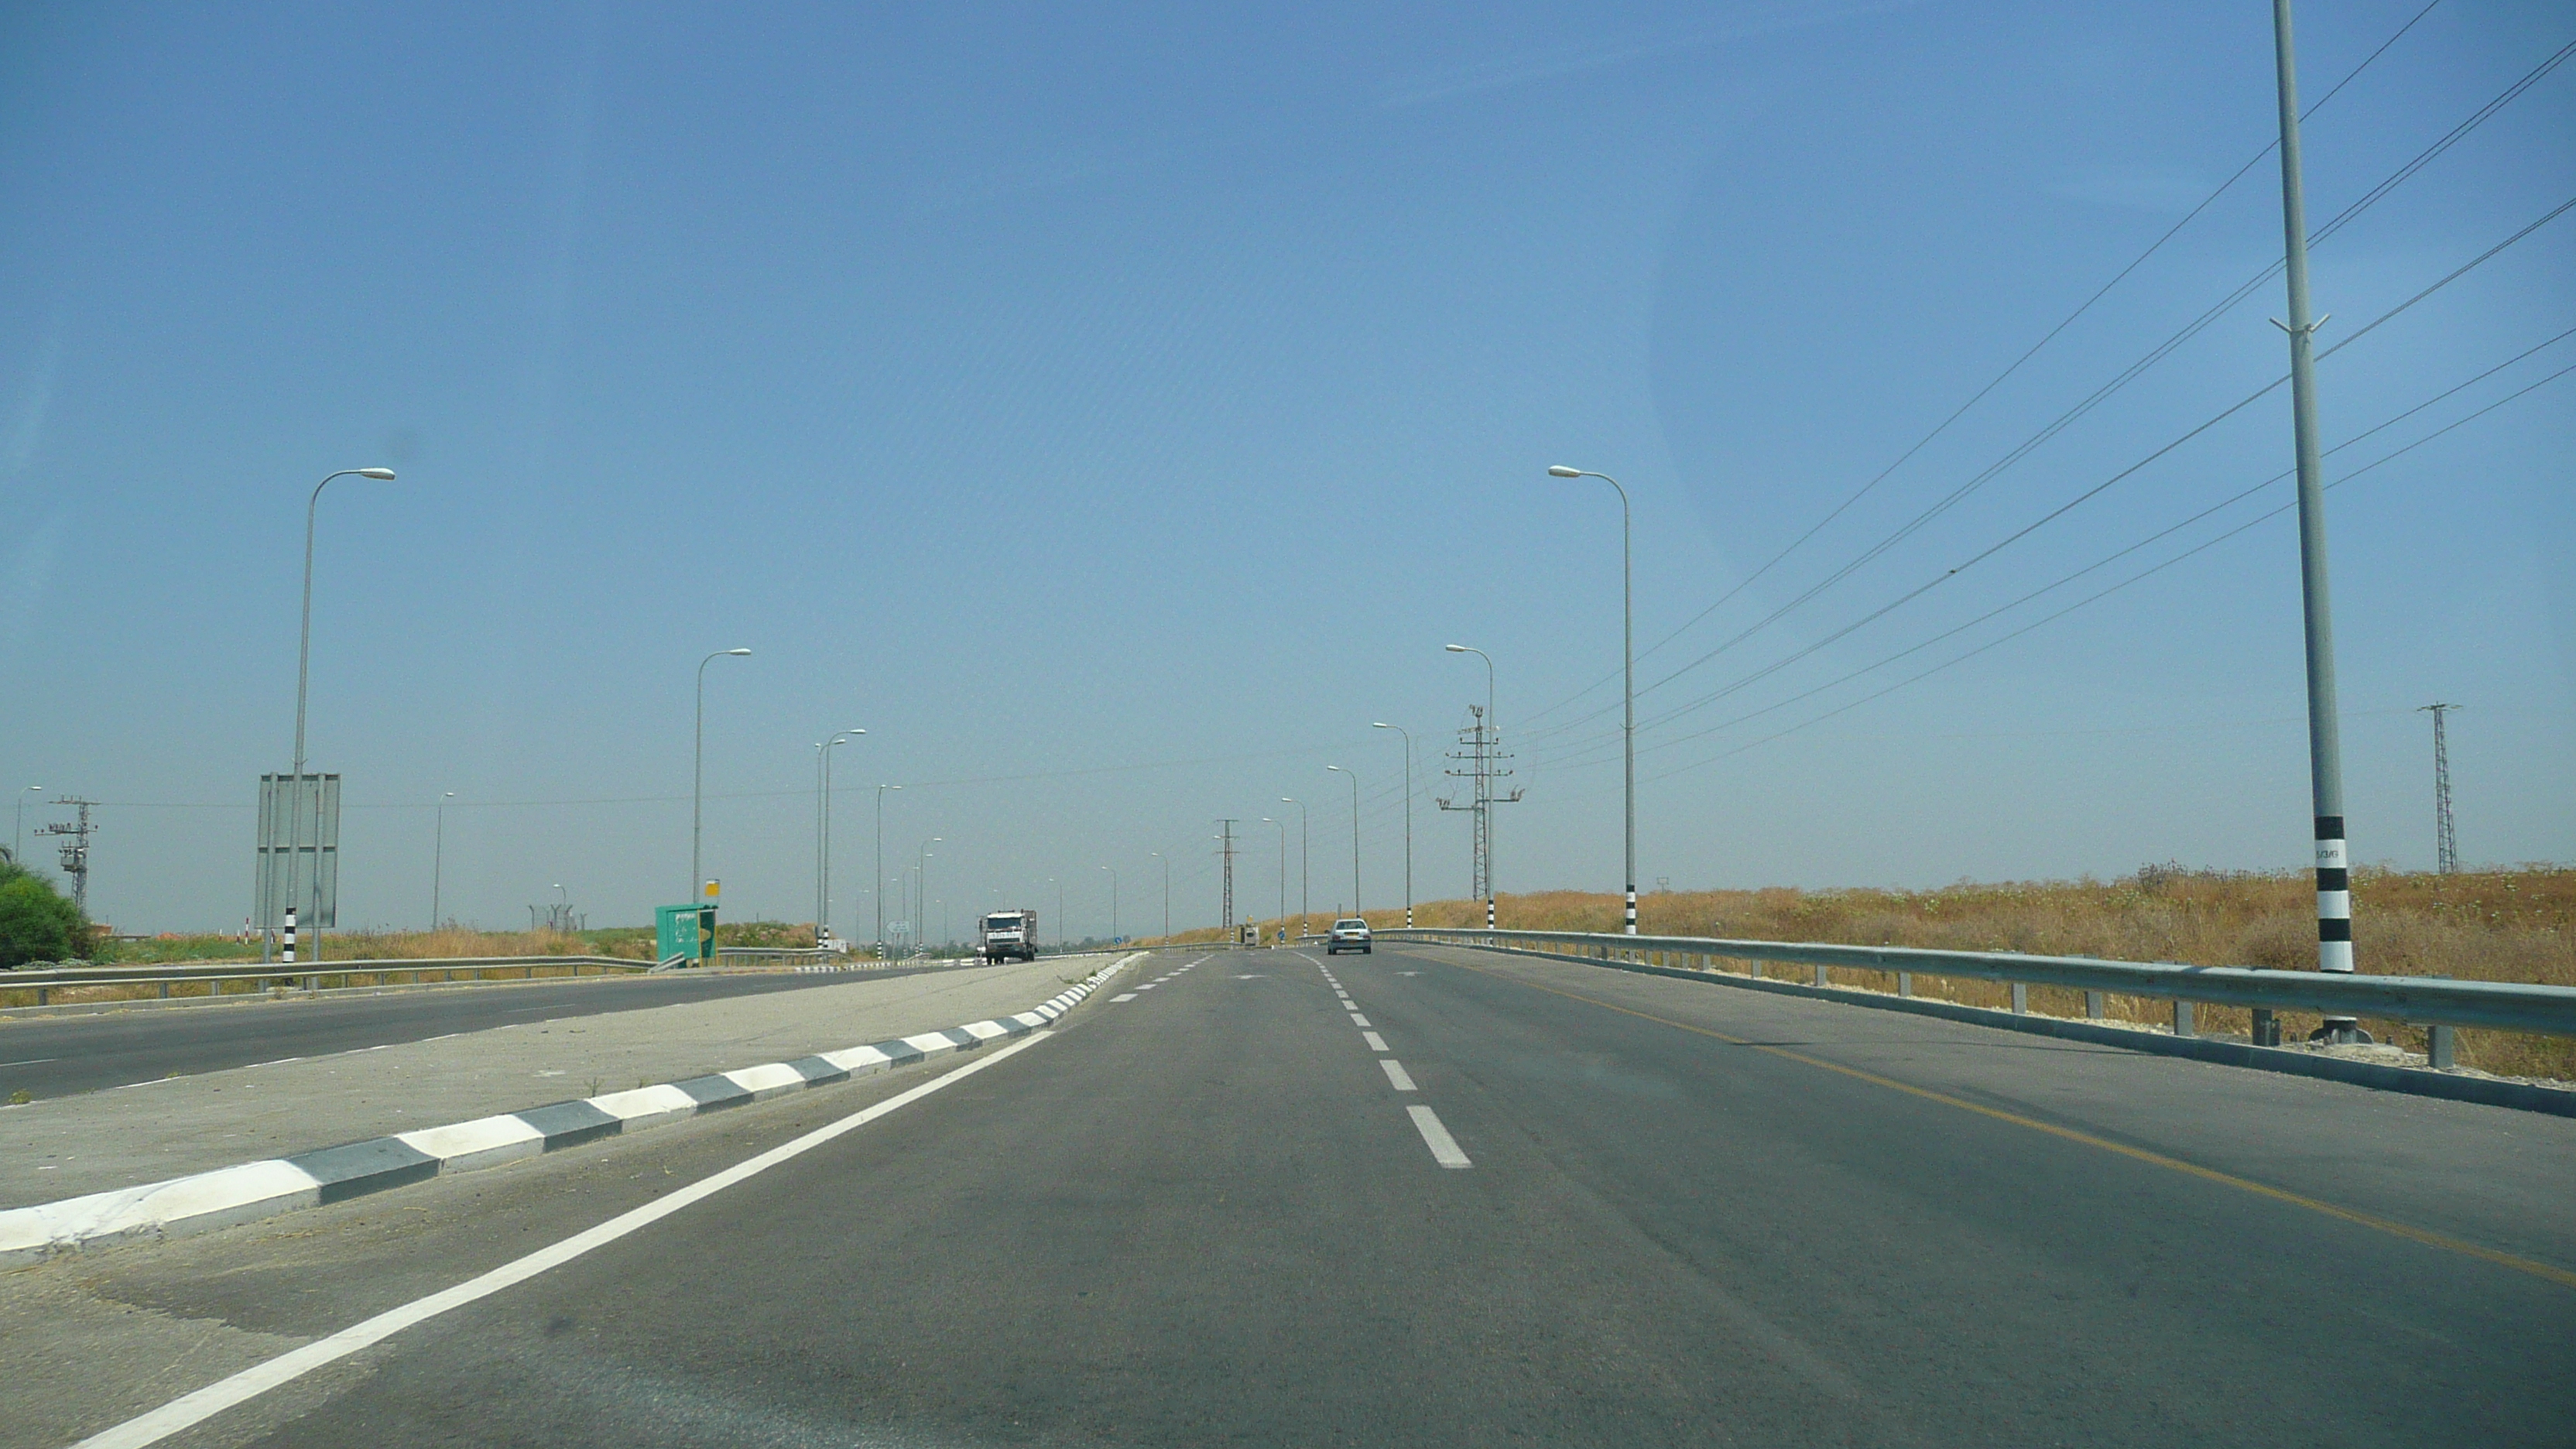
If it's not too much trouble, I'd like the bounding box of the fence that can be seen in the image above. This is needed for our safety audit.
[0,954,655,1009]
[1375,927,2576,1070]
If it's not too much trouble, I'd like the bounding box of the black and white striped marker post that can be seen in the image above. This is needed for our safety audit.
[283,905,297,965]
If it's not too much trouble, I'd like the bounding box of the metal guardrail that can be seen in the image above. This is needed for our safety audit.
[0,954,653,1007]
[1377,927,2576,1060]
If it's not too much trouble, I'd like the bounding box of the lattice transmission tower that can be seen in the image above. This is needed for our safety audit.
[1215,818,1238,933]
[1436,705,1521,927]
[2420,703,2460,874]
[37,797,99,913]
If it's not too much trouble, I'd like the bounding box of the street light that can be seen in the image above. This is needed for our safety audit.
[283,467,399,964]
[430,791,457,930]
[693,648,753,903]
[1325,766,1361,916]
[1149,851,1170,939]
[1260,818,1286,933]
[1446,644,1500,928]
[872,783,903,957]
[814,728,865,943]
[1550,466,1636,934]
[1372,722,1413,928]
[14,784,43,867]
[916,838,942,954]
[1279,796,1310,935]
[1100,864,1118,942]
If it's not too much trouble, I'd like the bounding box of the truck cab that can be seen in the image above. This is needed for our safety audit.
[980,909,1039,963]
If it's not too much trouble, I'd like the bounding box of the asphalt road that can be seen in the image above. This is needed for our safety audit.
[0,963,966,1100]
[15,942,2575,1447]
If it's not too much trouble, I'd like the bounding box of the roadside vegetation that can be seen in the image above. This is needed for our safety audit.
[36,918,827,968]
[0,856,94,968]
[1147,865,2574,1080]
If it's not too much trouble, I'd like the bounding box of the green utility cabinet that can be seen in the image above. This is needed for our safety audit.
[655,903,717,967]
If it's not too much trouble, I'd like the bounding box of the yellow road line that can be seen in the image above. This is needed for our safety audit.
[1438,951,2576,1292]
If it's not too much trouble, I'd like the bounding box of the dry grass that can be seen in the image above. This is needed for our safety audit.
[1147,865,2574,1080]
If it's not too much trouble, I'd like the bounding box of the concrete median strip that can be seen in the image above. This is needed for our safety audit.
[0,954,1141,1266]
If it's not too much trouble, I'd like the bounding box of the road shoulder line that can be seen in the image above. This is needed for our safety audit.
[0,954,1142,1267]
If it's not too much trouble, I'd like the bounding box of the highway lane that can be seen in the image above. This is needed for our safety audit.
[0,962,971,1101]
[22,943,2576,1447]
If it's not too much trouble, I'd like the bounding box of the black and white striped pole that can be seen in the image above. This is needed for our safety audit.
[283,905,297,965]
[2269,0,2362,1043]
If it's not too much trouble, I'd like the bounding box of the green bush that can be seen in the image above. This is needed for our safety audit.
[0,858,91,968]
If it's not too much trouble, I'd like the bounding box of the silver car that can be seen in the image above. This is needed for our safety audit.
[1325,918,1372,954]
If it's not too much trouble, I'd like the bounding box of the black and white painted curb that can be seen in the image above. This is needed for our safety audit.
[0,954,1142,1266]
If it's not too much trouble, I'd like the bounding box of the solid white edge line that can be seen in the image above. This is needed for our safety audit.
[1406,1105,1471,1168]
[72,1029,1057,1449]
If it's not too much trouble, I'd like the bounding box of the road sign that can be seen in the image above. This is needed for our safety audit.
[255,773,341,929]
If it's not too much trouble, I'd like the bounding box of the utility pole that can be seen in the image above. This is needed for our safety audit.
[431,790,455,929]
[1373,723,1413,927]
[38,798,99,916]
[1437,705,1521,929]
[1216,819,1239,937]
[2421,703,2460,874]
[2270,0,2359,1045]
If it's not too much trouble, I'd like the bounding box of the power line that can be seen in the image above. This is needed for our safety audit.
[1531,194,2576,768]
[1523,29,2569,744]
[1629,358,2575,784]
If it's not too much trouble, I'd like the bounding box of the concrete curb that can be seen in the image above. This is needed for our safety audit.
[1430,940,2576,1119]
[0,954,1142,1267]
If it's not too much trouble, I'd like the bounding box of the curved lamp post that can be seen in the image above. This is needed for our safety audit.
[874,783,901,957]
[1279,796,1308,937]
[15,784,43,867]
[1260,818,1286,936]
[1149,851,1170,940]
[1099,864,1118,942]
[1550,466,1636,933]
[430,791,457,930]
[283,467,397,964]
[1325,765,1361,916]
[814,728,865,941]
[692,648,753,902]
[1372,722,1413,927]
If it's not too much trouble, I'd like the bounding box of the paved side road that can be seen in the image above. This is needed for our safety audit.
[0,961,987,1101]
[5,943,2570,1447]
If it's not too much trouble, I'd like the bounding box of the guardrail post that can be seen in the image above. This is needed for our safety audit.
[2250,1008,2281,1047]
[2010,982,2027,1015]
[2427,1023,2455,1070]
[2084,990,2103,1019]
[160,981,172,999]
[35,986,46,1005]
[2173,1000,2195,1038]
[1897,971,1912,997]
[1812,964,1828,988]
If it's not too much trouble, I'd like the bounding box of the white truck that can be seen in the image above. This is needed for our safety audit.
[979,909,1039,963]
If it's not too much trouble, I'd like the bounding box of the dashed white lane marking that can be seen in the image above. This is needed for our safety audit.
[1110,993,1138,1002]
[245,1057,304,1069]
[1348,1014,1370,1027]
[1407,1105,1471,1168]
[1136,984,1158,991]
[1379,1060,1417,1091]
[1362,1031,1388,1053]
[0,1057,60,1067]
[73,1030,1059,1449]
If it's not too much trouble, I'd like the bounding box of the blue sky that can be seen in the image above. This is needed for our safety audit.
[2,0,2569,938]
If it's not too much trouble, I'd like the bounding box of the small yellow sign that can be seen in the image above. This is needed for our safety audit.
[703,879,721,899]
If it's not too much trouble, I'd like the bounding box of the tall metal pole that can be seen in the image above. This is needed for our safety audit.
[1263,818,1286,933]
[286,468,394,964]
[873,783,899,957]
[915,838,940,953]
[693,648,752,903]
[1373,724,1413,927]
[1280,797,1308,936]
[15,784,44,867]
[2270,0,2358,1043]
[1101,864,1118,941]
[1550,468,1635,933]
[1327,765,1361,915]
[430,790,454,929]
[814,730,863,941]
[1447,645,1498,928]
[1150,851,1170,939]
[2421,703,2460,873]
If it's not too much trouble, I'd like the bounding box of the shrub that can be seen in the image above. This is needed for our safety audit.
[0,859,91,968]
